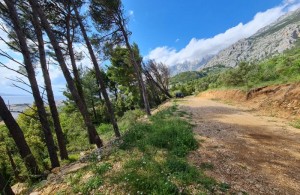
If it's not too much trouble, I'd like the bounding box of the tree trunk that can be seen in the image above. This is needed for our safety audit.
[65,14,85,102]
[30,8,69,160]
[6,146,20,181]
[74,7,121,138]
[145,77,161,105]
[118,19,151,115]
[0,96,40,175]
[4,0,60,168]
[0,173,14,195]
[91,96,98,120]
[143,69,172,98]
[28,0,103,148]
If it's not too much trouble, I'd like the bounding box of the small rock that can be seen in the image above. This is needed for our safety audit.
[29,192,40,195]
[12,183,27,194]
[51,167,60,174]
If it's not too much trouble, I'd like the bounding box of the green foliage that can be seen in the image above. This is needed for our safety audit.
[291,119,300,129]
[219,182,231,192]
[170,65,228,96]
[107,45,143,110]
[67,162,111,194]
[115,158,179,194]
[80,176,103,194]
[113,105,218,194]
[149,119,197,157]
[200,162,214,170]
[120,106,198,157]
[118,109,145,131]
[59,111,94,153]
[30,105,223,194]
[170,71,205,84]
[17,106,51,171]
[0,125,15,183]
[92,162,112,175]
[63,68,114,124]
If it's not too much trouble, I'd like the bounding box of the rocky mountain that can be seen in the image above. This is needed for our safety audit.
[201,8,300,69]
[169,55,212,75]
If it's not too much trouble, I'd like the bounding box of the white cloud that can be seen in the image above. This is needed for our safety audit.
[0,59,25,85]
[146,1,300,66]
[175,38,180,43]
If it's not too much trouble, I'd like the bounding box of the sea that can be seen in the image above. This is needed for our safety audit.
[2,95,66,118]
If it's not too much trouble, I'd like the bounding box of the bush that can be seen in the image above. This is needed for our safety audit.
[118,109,145,131]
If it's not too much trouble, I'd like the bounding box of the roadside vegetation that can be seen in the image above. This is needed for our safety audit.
[47,105,226,194]
[0,0,176,193]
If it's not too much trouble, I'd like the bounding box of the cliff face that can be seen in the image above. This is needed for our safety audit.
[201,9,300,69]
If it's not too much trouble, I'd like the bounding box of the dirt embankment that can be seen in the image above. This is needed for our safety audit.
[199,83,300,120]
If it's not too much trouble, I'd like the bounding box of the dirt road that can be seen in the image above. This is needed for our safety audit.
[178,96,300,194]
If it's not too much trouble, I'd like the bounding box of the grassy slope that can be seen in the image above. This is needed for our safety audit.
[38,104,229,194]
[170,65,228,85]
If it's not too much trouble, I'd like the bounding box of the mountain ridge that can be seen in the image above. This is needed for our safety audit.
[200,8,300,69]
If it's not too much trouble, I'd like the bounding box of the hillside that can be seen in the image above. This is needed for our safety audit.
[170,71,205,84]
[202,8,300,69]
[171,65,228,86]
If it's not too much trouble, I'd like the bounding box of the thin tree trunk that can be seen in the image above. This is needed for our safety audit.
[30,9,68,160]
[137,78,145,109]
[74,7,121,138]
[28,0,103,148]
[91,96,97,120]
[4,0,60,168]
[6,146,20,181]
[148,80,161,106]
[0,96,40,175]
[143,69,172,98]
[0,173,14,195]
[65,14,85,102]
[65,15,95,125]
[117,18,151,115]
[114,88,118,100]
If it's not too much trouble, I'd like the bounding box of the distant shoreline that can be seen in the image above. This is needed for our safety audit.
[3,97,65,119]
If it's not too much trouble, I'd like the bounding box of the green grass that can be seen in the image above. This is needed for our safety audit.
[42,105,226,194]
[107,105,220,194]
[291,119,300,129]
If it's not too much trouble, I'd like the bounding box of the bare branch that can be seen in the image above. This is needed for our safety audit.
[0,49,25,66]
[10,83,48,104]
[0,22,20,47]
[0,36,21,52]
[10,110,39,120]
[12,83,32,95]
[0,62,27,77]
[6,77,29,87]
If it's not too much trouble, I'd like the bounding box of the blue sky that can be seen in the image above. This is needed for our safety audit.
[123,0,291,55]
[0,0,300,97]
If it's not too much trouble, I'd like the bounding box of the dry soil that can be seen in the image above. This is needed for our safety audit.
[178,96,300,194]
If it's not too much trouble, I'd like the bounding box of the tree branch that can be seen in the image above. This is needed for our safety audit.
[10,110,39,120]
[0,49,25,67]
[0,62,27,77]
